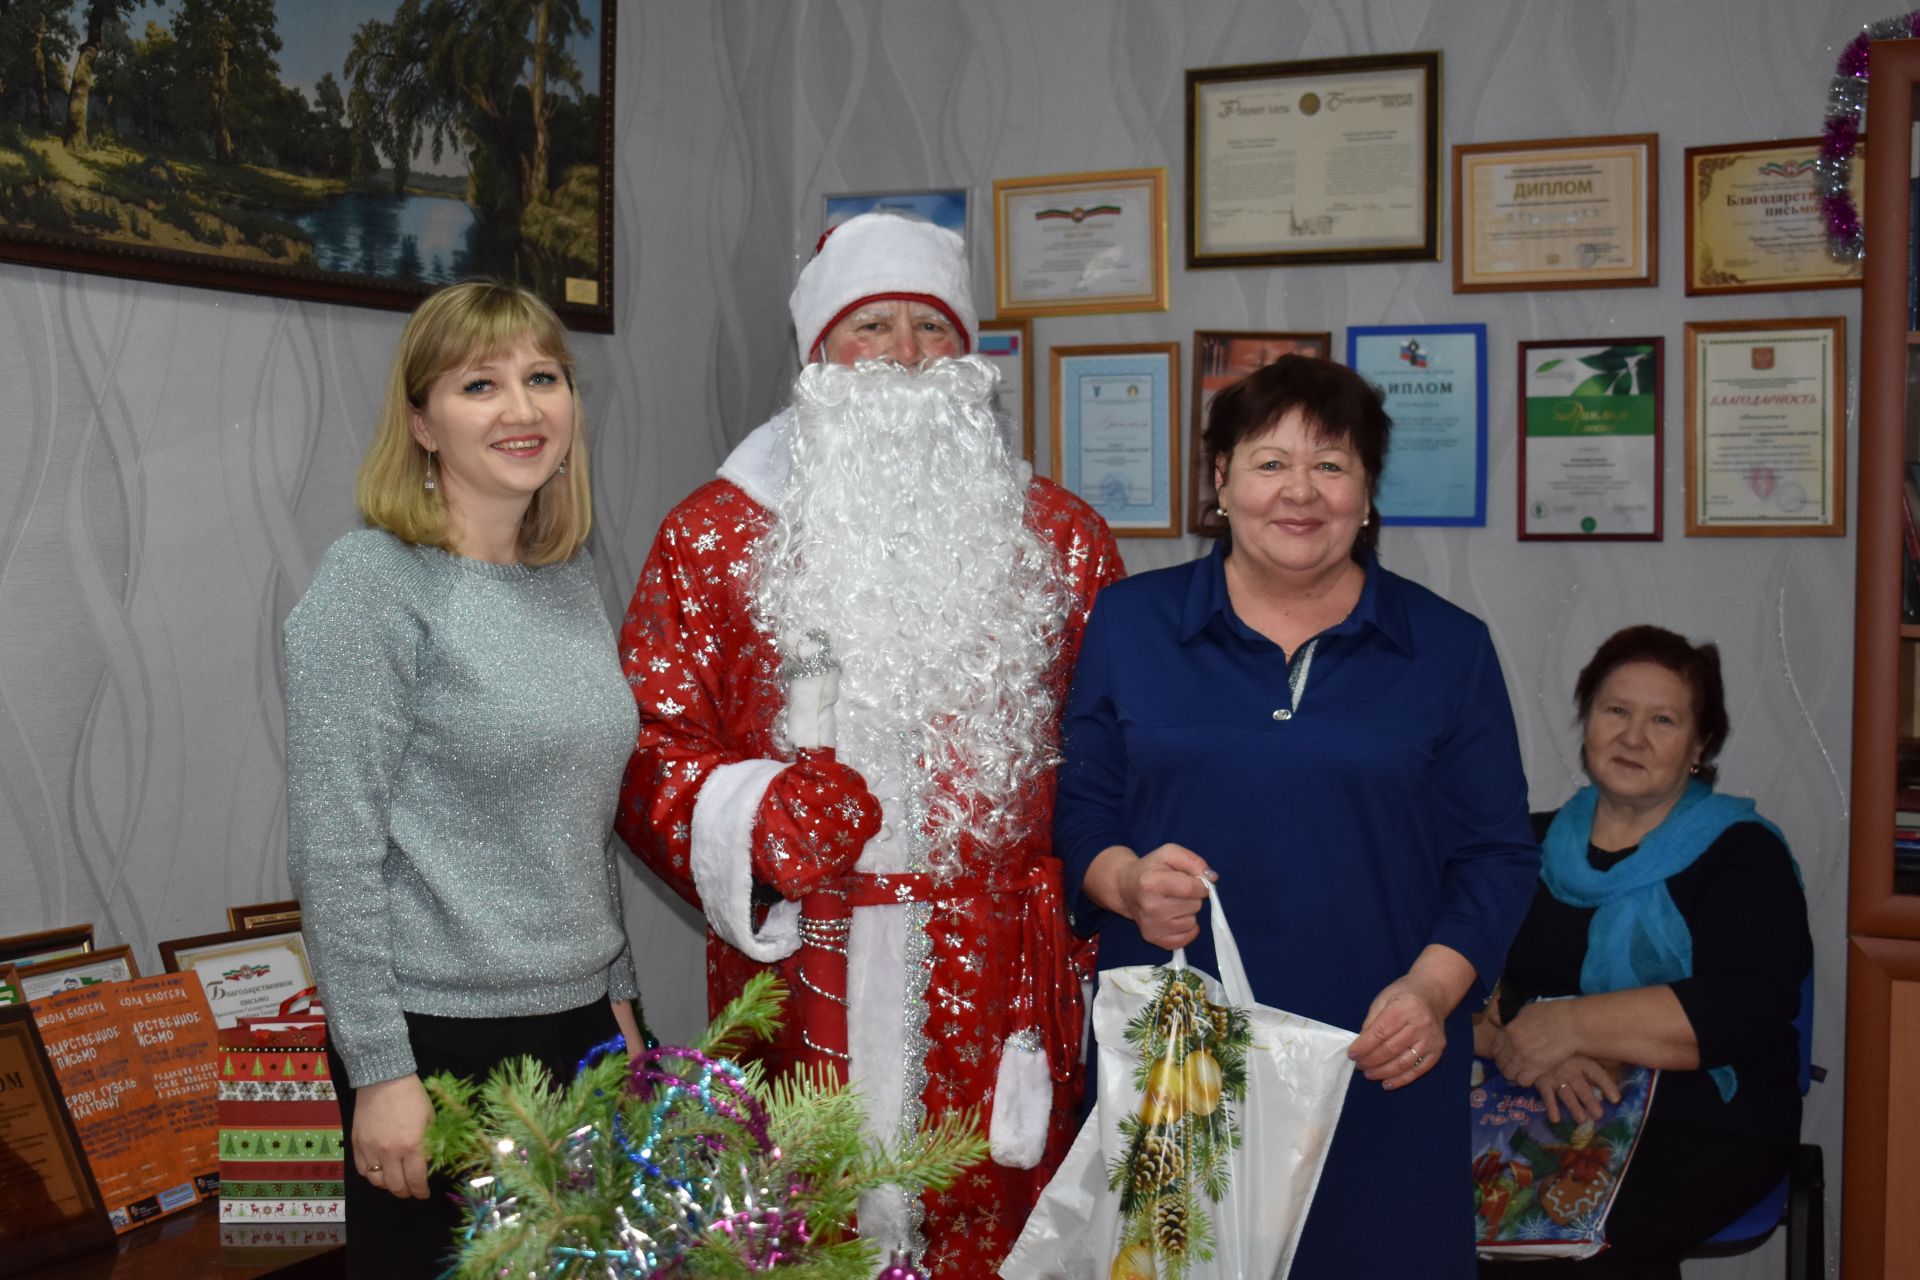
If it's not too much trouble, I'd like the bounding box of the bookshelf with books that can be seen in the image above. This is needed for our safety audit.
[1845,37,1920,1278]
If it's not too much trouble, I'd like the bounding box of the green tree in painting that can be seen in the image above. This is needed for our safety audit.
[101,21,179,149]
[0,0,78,129]
[170,0,281,163]
[346,0,593,277]
[64,0,148,151]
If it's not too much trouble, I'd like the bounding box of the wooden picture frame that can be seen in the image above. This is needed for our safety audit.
[159,926,314,1027]
[977,318,1036,464]
[1685,137,1865,295]
[16,944,139,1002]
[992,168,1169,317]
[1186,51,1442,268]
[0,962,23,1006]
[226,900,303,932]
[1683,317,1847,537]
[0,1004,116,1270]
[1453,133,1658,292]
[0,923,95,969]
[1187,330,1333,536]
[1516,337,1663,541]
[1051,343,1182,537]
[0,1,617,330]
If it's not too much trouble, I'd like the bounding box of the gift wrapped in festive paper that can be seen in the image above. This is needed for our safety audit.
[216,989,344,1227]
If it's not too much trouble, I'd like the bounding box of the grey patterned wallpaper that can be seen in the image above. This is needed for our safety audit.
[0,3,1883,1271]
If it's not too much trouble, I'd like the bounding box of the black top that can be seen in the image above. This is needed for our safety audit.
[1497,811,1811,1144]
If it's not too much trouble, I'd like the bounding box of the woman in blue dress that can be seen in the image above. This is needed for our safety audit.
[1054,356,1540,1278]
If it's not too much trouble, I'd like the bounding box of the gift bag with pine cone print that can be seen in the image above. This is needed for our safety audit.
[1001,883,1355,1280]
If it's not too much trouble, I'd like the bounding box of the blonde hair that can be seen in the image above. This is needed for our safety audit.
[356,280,591,566]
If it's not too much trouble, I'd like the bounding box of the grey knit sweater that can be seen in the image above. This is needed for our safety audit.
[284,528,639,1087]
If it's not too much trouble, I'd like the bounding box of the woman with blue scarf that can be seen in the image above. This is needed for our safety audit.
[1476,626,1810,1279]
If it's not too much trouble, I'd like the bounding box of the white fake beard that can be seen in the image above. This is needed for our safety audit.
[752,356,1069,875]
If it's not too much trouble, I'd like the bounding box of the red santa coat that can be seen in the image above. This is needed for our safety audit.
[615,426,1122,1277]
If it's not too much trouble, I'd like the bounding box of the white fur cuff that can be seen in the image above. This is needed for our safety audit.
[689,759,801,962]
[988,1033,1051,1169]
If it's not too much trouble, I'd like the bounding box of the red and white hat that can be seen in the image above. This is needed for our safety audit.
[789,211,976,363]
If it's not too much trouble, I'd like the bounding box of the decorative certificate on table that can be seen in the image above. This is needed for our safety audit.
[1347,325,1487,525]
[993,169,1168,317]
[1050,343,1180,537]
[1454,135,1657,291]
[1685,138,1865,295]
[1518,339,1663,541]
[159,927,314,1028]
[1186,52,1441,267]
[1684,318,1846,536]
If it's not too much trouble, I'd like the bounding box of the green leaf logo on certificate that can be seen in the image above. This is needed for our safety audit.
[1518,338,1664,541]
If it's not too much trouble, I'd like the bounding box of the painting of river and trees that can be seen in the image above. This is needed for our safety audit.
[0,0,614,330]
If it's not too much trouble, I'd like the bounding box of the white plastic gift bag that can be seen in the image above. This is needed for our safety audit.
[1001,882,1356,1280]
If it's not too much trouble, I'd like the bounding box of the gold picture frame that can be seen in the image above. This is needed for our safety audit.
[226,899,303,932]
[0,923,94,969]
[1453,133,1658,292]
[992,168,1169,317]
[1685,137,1865,296]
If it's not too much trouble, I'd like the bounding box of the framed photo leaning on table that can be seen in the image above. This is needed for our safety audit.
[992,169,1168,317]
[0,1003,116,1270]
[1051,343,1181,538]
[1517,338,1663,541]
[0,922,94,969]
[1683,318,1846,537]
[16,945,139,1003]
[227,899,303,932]
[1188,330,1333,536]
[1185,52,1441,268]
[1453,134,1657,292]
[1684,138,1865,295]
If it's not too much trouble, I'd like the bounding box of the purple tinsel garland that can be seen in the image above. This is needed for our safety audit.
[1821,12,1920,260]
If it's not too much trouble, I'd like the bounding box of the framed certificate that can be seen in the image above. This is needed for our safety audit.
[977,318,1035,463]
[0,963,22,1006]
[992,169,1169,316]
[1346,324,1487,526]
[226,899,303,932]
[1684,318,1846,537]
[0,923,94,969]
[159,926,314,1028]
[0,1004,115,1269]
[1685,138,1865,295]
[16,945,139,1002]
[1051,343,1181,537]
[1188,330,1333,536]
[1518,339,1663,541]
[1186,52,1441,268]
[1453,134,1658,291]
[823,187,969,240]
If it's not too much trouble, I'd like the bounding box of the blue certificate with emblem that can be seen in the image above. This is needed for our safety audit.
[1051,344,1180,537]
[1346,324,1487,525]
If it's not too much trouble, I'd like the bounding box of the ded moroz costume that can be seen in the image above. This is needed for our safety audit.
[615,213,1123,1278]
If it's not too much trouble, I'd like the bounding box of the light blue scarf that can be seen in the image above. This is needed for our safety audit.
[1541,780,1783,1103]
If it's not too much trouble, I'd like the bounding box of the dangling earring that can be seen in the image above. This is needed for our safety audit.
[1688,762,1701,776]
[423,450,437,491]
[555,458,568,477]
[1214,505,1228,518]
[1361,513,1370,527]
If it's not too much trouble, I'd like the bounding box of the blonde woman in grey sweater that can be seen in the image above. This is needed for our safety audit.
[285,281,641,1278]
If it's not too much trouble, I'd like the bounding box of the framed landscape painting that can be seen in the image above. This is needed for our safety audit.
[0,0,615,330]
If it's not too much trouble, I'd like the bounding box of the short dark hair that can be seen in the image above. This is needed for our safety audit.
[1201,355,1391,560]
[1573,625,1730,786]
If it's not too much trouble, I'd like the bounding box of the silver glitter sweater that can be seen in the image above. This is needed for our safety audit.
[284,528,640,1087]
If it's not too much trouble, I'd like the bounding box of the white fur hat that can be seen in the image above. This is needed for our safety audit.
[788,212,976,363]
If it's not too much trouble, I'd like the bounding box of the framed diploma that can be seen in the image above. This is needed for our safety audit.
[0,1004,116,1269]
[159,926,314,1028]
[1684,318,1846,537]
[977,318,1035,463]
[226,899,303,932]
[1685,138,1865,295]
[1518,339,1663,541]
[0,923,94,969]
[1346,324,1487,526]
[1186,52,1441,268]
[1453,134,1658,291]
[1188,330,1334,536]
[0,963,22,1006]
[823,187,969,240]
[17,945,139,1003]
[1051,343,1181,537]
[992,169,1169,317]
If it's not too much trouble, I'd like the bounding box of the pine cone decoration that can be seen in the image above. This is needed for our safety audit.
[1132,1134,1183,1192]
[1153,1193,1189,1255]
[1205,1001,1231,1043]
[1155,980,1194,1039]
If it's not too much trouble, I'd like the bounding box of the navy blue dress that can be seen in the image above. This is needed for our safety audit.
[1055,541,1540,1279]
